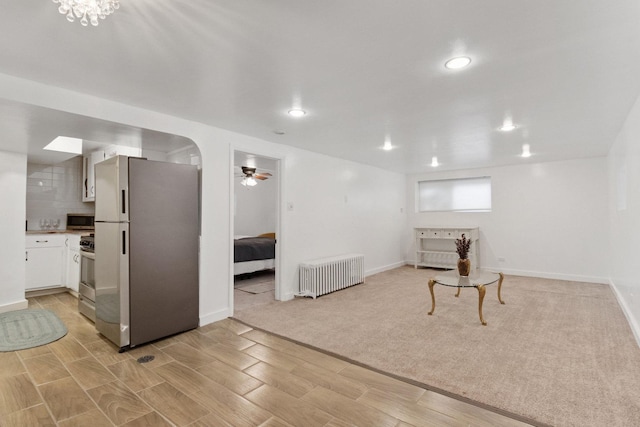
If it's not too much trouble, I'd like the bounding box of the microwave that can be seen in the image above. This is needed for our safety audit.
[67,213,95,230]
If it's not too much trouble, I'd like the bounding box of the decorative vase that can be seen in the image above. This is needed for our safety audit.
[457,258,471,276]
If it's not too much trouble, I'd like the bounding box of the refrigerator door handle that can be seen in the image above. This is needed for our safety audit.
[121,189,127,215]
[122,230,126,255]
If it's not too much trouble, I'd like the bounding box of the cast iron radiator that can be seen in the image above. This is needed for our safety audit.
[297,254,365,299]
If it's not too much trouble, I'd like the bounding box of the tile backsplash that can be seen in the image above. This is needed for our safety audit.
[26,156,94,231]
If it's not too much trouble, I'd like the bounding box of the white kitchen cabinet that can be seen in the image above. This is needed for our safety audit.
[66,234,81,292]
[83,151,104,202]
[25,234,66,291]
[414,227,480,270]
[103,144,141,159]
[83,145,142,201]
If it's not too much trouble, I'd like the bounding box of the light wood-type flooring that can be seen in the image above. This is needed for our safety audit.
[0,292,532,426]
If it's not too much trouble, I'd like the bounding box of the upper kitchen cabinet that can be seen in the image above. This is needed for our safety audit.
[83,145,141,201]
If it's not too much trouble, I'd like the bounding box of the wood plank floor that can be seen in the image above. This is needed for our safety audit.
[0,292,533,426]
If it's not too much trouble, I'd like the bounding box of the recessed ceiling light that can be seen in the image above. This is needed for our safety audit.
[382,140,393,151]
[444,56,471,70]
[273,130,286,135]
[500,123,517,132]
[521,144,531,158]
[431,156,439,167]
[287,109,306,118]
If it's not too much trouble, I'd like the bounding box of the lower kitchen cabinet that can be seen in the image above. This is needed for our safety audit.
[66,234,81,292]
[25,234,66,291]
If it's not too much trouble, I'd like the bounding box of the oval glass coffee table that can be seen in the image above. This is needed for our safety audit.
[427,270,504,325]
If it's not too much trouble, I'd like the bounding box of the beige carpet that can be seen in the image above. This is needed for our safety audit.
[234,271,276,311]
[234,266,640,427]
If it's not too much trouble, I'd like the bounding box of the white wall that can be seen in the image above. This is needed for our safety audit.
[26,156,94,231]
[0,73,407,322]
[234,171,277,237]
[608,92,640,343]
[407,157,610,283]
[230,141,408,300]
[0,151,28,312]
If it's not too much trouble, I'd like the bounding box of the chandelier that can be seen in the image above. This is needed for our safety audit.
[52,0,120,27]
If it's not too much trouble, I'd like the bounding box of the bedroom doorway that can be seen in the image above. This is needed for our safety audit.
[232,150,279,312]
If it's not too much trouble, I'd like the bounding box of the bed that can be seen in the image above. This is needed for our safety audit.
[234,233,276,275]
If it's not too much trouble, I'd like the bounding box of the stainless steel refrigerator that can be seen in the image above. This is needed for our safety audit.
[94,156,199,351]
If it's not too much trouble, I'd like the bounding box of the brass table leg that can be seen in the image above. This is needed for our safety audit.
[428,279,436,315]
[455,287,461,298]
[476,285,487,325]
[497,272,505,304]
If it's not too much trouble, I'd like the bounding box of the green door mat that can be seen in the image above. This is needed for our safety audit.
[0,309,67,352]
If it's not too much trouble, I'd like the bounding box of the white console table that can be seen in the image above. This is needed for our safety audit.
[414,227,479,270]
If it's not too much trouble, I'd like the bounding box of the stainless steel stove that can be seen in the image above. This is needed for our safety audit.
[78,234,96,322]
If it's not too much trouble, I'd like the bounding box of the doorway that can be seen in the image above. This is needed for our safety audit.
[232,150,280,313]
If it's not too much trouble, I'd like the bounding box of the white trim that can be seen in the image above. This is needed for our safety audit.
[0,299,29,313]
[229,146,284,318]
[281,291,295,301]
[228,148,235,316]
[482,267,609,284]
[199,307,231,327]
[407,260,609,284]
[609,279,640,349]
[366,261,407,277]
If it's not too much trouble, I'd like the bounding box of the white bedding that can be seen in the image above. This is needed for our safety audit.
[234,258,275,275]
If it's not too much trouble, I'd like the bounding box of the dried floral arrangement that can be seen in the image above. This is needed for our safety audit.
[455,233,471,259]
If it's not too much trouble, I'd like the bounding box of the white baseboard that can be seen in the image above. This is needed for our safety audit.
[405,259,609,284]
[366,260,407,277]
[280,292,295,301]
[199,307,230,327]
[481,267,609,284]
[609,279,640,349]
[0,299,29,314]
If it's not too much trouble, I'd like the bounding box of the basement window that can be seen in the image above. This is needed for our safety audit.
[418,176,492,212]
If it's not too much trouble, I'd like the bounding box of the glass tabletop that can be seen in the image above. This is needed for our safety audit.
[433,270,501,288]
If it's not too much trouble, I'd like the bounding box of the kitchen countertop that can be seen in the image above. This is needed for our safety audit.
[26,230,93,236]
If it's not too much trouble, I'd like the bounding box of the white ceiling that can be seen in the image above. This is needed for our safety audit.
[0,98,196,164]
[1,1,639,173]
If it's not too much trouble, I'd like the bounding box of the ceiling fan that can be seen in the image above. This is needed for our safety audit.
[236,166,272,186]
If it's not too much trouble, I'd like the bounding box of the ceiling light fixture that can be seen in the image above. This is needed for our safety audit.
[521,144,531,158]
[431,156,439,167]
[382,139,393,151]
[241,176,257,187]
[287,108,306,118]
[444,56,471,70]
[52,0,120,27]
[499,121,517,132]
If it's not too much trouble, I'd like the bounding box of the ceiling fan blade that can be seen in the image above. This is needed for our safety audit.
[255,174,269,180]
